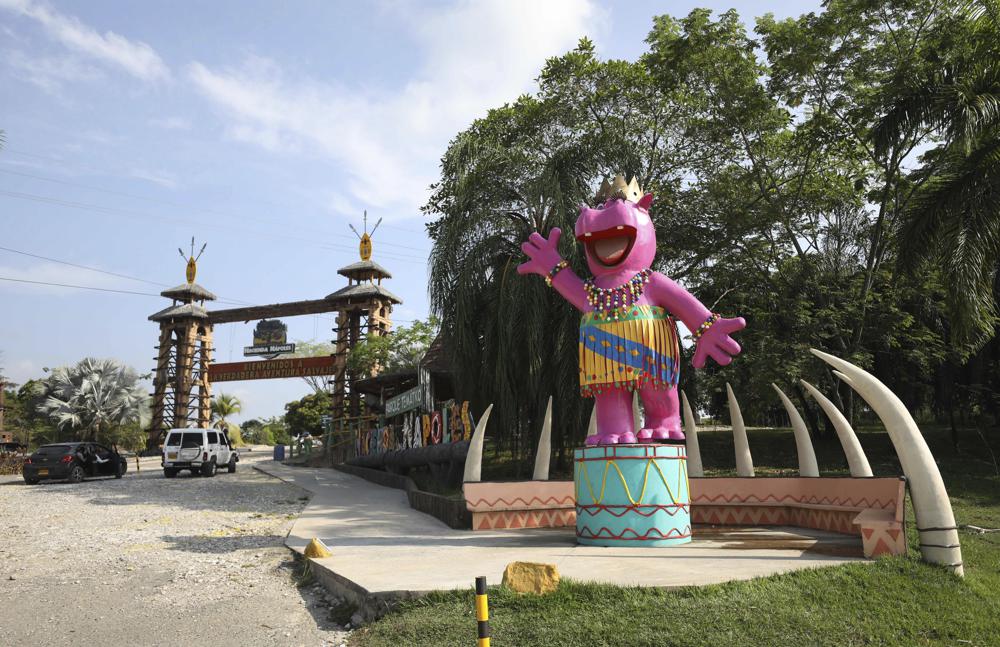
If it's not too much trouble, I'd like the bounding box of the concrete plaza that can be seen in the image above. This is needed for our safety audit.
[256,461,864,602]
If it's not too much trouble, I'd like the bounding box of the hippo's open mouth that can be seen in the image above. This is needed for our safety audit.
[579,226,636,267]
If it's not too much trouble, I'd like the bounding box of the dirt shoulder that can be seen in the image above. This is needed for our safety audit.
[0,453,349,646]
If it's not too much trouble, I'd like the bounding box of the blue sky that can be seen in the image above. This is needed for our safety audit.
[0,0,820,422]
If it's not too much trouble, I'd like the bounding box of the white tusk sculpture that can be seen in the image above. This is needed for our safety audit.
[681,391,703,477]
[632,390,643,434]
[726,383,754,477]
[811,349,963,576]
[463,403,493,483]
[801,380,873,477]
[588,400,597,438]
[771,383,819,477]
[532,396,553,481]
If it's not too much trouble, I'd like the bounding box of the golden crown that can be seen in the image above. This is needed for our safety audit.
[594,175,642,204]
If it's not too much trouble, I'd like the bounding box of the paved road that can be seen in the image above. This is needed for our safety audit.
[0,452,349,646]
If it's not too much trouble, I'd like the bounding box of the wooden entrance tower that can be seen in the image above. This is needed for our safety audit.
[327,258,399,415]
[148,244,214,442]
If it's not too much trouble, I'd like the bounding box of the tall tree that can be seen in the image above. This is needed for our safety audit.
[3,380,58,446]
[642,2,962,424]
[240,418,265,443]
[756,0,962,347]
[872,0,1000,347]
[284,391,330,438]
[644,9,871,427]
[262,415,290,445]
[35,358,149,441]
[346,317,439,379]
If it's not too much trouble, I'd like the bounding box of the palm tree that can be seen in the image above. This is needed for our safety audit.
[210,393,243,444]
[873,0,1000,347]
[426,127,598,471]
[36,358,150,441]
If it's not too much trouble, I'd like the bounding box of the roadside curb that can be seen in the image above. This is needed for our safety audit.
[253,461,425,623]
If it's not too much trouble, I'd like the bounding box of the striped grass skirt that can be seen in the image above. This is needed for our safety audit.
[578,304,680,397]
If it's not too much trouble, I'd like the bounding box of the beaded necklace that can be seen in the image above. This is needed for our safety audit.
[583,269,652,320]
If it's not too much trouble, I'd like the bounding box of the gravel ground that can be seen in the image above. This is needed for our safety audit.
[0,452,351,646]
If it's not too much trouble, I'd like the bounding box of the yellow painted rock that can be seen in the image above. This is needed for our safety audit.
[304,538,332,559]
[501,561,560,594]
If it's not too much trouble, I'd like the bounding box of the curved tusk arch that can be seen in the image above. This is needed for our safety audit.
[681,391,703,477]
[587,400,597,438]
[832,371,854,389]
[801,380,873,477]
[463,403,493,483]
[811,349,963,576]
[771,383,819,477]
[726,383,754,477]
[532,396,553,481]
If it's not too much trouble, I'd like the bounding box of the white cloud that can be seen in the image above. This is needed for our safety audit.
[148,116,191,131]
[188,0,598,219]
[0,0,170,82]
[130,168,178,189]
[5,48,102,93]
[327,192,357,218]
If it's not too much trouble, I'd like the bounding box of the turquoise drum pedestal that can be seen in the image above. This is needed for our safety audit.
[574,444,691,546]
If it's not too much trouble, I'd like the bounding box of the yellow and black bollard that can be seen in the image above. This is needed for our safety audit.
[475,575,490,646]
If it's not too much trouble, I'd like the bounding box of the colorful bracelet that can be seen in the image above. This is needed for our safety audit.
[545,260,569,287]
[691,313,721,342]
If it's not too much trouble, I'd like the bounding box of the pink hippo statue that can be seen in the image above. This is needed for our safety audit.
[518,175,745,445]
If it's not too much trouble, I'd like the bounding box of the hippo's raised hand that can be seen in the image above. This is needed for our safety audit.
[517,227,588,312]
[517,228,564,277]
[692,316,747,368]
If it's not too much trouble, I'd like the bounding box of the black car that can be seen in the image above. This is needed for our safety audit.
[23,442,127,484]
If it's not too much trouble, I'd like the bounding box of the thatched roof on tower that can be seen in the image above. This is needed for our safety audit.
[325,283,402,305]
[337,260,393,281]
[148,302,210,322]
[160,282,217,302]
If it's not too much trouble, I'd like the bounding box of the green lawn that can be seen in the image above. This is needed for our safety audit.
[351,426,1000,647]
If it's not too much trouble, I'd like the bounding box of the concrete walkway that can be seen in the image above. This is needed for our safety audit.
[256,461,864,601]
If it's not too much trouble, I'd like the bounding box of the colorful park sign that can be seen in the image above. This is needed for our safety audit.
[208,356,336,382]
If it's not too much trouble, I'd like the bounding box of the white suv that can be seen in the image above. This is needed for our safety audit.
[162,428,238,478]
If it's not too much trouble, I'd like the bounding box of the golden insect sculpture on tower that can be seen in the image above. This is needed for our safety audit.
[181,237,207,284]
[349,210,381,262]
